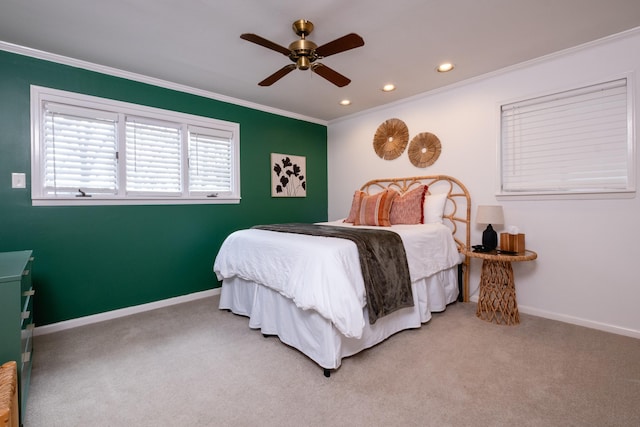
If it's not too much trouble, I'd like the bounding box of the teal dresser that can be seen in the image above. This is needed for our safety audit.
[0,250,34,425]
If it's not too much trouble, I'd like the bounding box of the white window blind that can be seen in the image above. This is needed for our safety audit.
[42,102,118,196]
[188,127,234,195]
[500,78,634,196]
[126,118,182,195]
[31,86,240,206]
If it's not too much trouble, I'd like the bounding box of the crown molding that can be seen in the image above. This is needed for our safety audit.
[330,26,640,125]
[0,40,327,126]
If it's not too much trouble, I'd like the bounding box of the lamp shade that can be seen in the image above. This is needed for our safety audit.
[476,205,504,225]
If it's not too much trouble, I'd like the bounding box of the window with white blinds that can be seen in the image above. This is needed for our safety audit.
[42,103,118,196]
[188,127,234,195]
[499,77,635,198]
[126,118,182,195]
[31,86,240,205]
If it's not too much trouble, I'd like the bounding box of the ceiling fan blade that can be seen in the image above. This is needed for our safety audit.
[258,65,297,86]
[315,33,364,57]
[311,63,351,87]
[240,33,291,56]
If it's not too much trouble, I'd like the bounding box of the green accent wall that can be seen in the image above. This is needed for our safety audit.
[0,50,328,326]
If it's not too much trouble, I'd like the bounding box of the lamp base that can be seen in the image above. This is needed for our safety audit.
[482,224,498,250]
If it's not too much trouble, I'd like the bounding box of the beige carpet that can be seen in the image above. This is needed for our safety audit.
[25,295,640,426]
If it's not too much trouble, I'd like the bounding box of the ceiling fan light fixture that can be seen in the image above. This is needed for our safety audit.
[382,84,396,92]
[436,62,454,73]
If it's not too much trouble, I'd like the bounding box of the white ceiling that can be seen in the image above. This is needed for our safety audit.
[1,0,640,122]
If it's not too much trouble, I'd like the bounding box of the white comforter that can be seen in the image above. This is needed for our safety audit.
[213,220,460,339]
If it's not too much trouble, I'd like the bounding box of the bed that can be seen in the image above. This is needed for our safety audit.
[213,175,471,376]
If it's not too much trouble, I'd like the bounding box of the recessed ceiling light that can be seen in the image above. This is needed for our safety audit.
[382,84,396,92]
[436,63,454,73]
[339,99,351,106]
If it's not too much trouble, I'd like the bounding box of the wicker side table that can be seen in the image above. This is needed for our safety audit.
[462,248,537,325]
[0,361,18,427]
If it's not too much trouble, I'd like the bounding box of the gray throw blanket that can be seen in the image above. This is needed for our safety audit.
[252,223,413,324]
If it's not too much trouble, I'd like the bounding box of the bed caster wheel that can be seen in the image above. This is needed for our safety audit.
[323,369,331,378]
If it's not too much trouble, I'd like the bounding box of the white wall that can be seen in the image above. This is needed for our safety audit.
[327,29,640,338]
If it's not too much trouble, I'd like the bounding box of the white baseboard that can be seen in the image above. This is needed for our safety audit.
[36,289,639,339]
[34,288,221,336]
[469,295,640,339]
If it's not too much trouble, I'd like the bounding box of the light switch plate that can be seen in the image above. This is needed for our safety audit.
[11,173,26,188]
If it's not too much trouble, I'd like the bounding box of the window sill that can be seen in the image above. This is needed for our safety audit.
[31,196,241,207]
[496,189,636,201]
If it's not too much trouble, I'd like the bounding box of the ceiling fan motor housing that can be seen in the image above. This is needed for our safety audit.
[288,39,318,69]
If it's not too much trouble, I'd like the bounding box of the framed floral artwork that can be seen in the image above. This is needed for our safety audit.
[271,153,306,197]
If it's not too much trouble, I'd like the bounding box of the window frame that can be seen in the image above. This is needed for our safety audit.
[497,75,636,200]
[30,85,240,206]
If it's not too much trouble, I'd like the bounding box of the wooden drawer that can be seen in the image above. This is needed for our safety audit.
[20,287,34,331]
[20,258,33,311]
[21,301,34,364]
[20,323,33,413]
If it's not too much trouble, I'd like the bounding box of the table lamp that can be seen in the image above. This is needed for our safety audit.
[476,205,504,250]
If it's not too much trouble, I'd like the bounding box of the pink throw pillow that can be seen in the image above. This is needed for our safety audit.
[344,190,365,223]
[390,185,428,224]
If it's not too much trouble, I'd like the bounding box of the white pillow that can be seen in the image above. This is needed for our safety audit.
[423,192,448,224]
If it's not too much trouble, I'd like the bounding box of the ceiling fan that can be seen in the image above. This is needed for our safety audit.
[240,19,364,87]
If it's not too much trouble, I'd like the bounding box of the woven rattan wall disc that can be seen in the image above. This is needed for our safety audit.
[373,118,409,160]
[408,132,441,167]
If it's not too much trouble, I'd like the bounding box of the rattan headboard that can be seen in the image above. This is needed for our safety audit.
[359,175,471,302]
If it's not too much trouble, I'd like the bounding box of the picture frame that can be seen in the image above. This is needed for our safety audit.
[271,153,306,197]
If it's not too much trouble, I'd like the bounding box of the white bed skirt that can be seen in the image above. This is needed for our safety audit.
[219,266,459,371]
